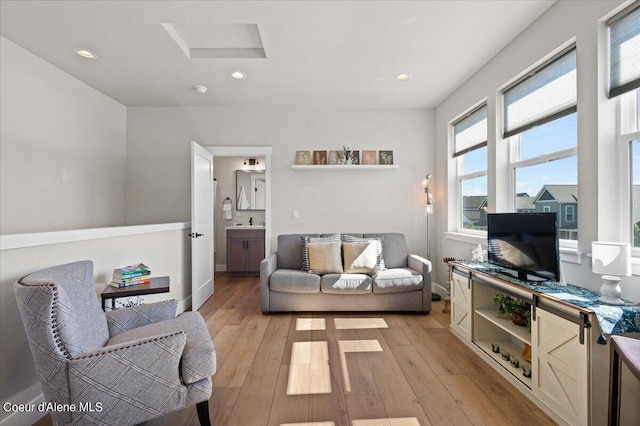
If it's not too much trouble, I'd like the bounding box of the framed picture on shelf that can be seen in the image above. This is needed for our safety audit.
[313,150,328,165]
[351,150,360,164]
[379,150,393,165]
[328,150,339,165]
[362,150,378,165]
[295,151,311,165]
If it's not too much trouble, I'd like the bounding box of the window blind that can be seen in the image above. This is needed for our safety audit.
[608,2,640,98]
[503,48,577,138]
[453,104,487,157]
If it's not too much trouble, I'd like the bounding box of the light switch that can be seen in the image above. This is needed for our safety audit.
[292,209,299,219]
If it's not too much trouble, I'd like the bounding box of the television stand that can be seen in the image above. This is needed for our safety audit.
[448,261,596,426]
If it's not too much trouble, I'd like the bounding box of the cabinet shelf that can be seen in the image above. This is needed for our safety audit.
[291,165,399,171]
[475,307,531,344]
[475,340,532,389]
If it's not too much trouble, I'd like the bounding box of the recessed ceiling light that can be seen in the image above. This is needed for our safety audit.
[396,73,411,81]
[231,71,246,79]
[74,49,97,59]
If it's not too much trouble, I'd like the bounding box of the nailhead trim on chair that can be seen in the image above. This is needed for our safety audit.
[48,283,71,359]
[72,331,185,360]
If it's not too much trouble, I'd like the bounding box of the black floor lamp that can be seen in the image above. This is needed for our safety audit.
[424,174,441,302]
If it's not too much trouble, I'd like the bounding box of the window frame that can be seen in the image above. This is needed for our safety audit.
[501,42,579,248]
[618,89,640,256]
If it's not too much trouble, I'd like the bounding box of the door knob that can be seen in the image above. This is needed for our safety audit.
[188,232,204,238]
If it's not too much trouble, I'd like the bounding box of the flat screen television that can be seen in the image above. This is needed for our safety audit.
[487,212,559,282]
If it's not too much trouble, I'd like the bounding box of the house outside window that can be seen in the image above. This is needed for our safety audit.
[452,103,488,232]
[504,47,578,242]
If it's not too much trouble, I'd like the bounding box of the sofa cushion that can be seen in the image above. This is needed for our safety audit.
[342,235,386,272]
[321,274,372,294]
[270,269,320,293]
[372,268,423,293]
[364,233,408,269]
[302,234,341,271]
[308,241,344,274]
[343,241,378,273]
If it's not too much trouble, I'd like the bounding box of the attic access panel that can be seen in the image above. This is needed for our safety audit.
[162,23,266,59]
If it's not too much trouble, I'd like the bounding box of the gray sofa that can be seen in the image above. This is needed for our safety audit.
[260,233,432,314]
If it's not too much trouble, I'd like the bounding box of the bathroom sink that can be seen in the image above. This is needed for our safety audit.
[226,225,265,230]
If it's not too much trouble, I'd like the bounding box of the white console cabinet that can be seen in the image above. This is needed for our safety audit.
[449,262,594,426]
[450,267,472,340]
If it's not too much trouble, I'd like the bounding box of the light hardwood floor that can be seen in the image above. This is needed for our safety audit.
[35,273,557,425]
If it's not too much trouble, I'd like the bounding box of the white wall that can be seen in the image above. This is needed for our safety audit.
[433,0,640,302]
[0,226,191,426]
[126,107,434,257]
[0,37,128,235]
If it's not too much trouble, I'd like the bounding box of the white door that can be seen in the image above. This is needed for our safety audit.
[191,141,214,311]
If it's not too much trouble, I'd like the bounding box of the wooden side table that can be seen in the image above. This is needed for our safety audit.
[609,335,640,425]
[101,276,170,310]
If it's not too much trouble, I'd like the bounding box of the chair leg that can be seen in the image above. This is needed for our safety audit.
[196,400,211,426]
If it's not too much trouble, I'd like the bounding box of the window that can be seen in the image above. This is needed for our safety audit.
[504,47,578,242]
[608,2,640,98]
[610,2,640,255]
[621,89,640,249]
[565,205,575,222]
[453,104,488,232]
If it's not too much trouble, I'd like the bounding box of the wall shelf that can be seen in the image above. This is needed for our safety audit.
[291,165,399,171]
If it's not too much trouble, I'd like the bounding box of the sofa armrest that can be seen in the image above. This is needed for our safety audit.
[409,254,432,314]
[260,253,278,313]
[408,254,432,274]
[106,299,178,337]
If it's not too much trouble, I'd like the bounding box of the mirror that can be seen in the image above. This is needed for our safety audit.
[236,170,266,211]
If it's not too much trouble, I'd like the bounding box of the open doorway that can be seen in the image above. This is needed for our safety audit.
[205,146,272,273]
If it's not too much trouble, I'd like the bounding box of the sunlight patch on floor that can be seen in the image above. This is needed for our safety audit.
[280,423,335,426]
[338,339,383,392]
[287,341,331,395]
[352,418,420,426]
[296,318,327,331]
[334,318,388,329]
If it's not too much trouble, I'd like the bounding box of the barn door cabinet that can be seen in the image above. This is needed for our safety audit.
[449,262,593,426]
[227,228,265,276]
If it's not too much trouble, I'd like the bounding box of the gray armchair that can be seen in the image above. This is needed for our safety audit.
[14,260,216,426]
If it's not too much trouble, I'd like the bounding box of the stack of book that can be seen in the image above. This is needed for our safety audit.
[110,263,151,288]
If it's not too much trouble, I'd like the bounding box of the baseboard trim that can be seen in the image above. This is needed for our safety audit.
[0,383,46,426]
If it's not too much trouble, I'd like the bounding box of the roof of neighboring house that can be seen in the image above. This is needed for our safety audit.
[533,185,577,204]
[516,196,536,211]
[462,195,487,210]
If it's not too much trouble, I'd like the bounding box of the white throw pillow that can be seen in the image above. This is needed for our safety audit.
[343,241,378,273]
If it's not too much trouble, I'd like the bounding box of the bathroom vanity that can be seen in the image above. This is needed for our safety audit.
[226,226,265,276]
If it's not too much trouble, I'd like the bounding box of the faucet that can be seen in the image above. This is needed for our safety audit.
[249,217,253,226]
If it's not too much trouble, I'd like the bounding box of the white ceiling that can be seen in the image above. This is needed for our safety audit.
[0,1,555,109]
